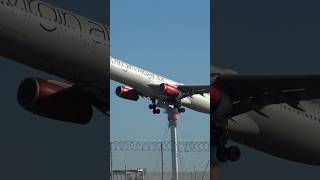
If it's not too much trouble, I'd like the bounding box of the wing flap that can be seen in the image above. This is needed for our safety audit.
[178,85,210,97]
[214,74,320,101]
[213,74,320,116]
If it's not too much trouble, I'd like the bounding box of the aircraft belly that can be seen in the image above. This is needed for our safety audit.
[182,95,210,114]
[232,104,320,165]
[228,114,260,138]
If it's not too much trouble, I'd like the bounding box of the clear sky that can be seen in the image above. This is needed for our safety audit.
[110,0,210,172]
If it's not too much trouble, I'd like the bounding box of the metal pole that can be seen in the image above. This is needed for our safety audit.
[168,108,179,180]
[194,166,196,180]
[170,120,178,180]
[125,165,127,180]
[161,143,164,180]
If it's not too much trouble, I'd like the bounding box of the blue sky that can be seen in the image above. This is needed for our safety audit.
[110,0,210,172]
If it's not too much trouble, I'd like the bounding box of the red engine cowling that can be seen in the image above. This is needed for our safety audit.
[17,78,93,124]
[211,85,221,109]
[159,83,182,98]
[211,85,232,116]
[115,86,139,101]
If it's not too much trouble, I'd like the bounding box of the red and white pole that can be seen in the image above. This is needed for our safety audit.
[168,108,179,180]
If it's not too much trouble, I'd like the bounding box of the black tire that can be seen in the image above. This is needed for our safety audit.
[216,147,228,162]
[227,146,241,162]
[156,109,160,114]
[153,109,157,114]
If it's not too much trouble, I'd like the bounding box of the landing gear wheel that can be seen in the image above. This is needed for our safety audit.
[227,146,241,162]
[178,108,185,113]
[213,117,241,162]
[153,109,160,114]
[150,99,160,114]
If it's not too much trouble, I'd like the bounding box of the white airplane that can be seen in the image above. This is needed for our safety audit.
[0,0,109,123]
[110,56,210,115]
[212,66,320,166]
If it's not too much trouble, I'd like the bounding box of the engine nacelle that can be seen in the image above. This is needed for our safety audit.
[211,85,221,108]
[159,83,182,98]
[17,78,93,124]
[211,85,232,116]
[115,86,139,101]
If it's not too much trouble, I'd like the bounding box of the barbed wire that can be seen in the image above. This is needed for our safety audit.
[111,141,209,152]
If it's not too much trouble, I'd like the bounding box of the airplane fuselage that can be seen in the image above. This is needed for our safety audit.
[229,101,320,165]
[0,0,109,99]
[111,57,210,114]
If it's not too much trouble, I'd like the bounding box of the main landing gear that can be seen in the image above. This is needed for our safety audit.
[175,104,185,113]
[149,100,186,114]
[178,108,185,113]
[213,117,241,162]
[149,99,160,114]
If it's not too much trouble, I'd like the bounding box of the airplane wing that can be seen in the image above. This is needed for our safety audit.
[178,85,210,97]
[212,74,320,116]
[147,84,210,97]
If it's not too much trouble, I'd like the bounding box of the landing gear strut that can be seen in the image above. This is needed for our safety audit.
[213,117,241,162]
[149,99,160,114]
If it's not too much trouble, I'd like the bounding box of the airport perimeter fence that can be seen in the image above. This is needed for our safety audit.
[110,141,210,180]
[111,141,210,152]
[111,171,210,180]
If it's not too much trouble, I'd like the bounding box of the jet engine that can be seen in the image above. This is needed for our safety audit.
[159,83,182,98]
[115,86,140,101]
[211,85,232,116]
[17,78,93,124]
